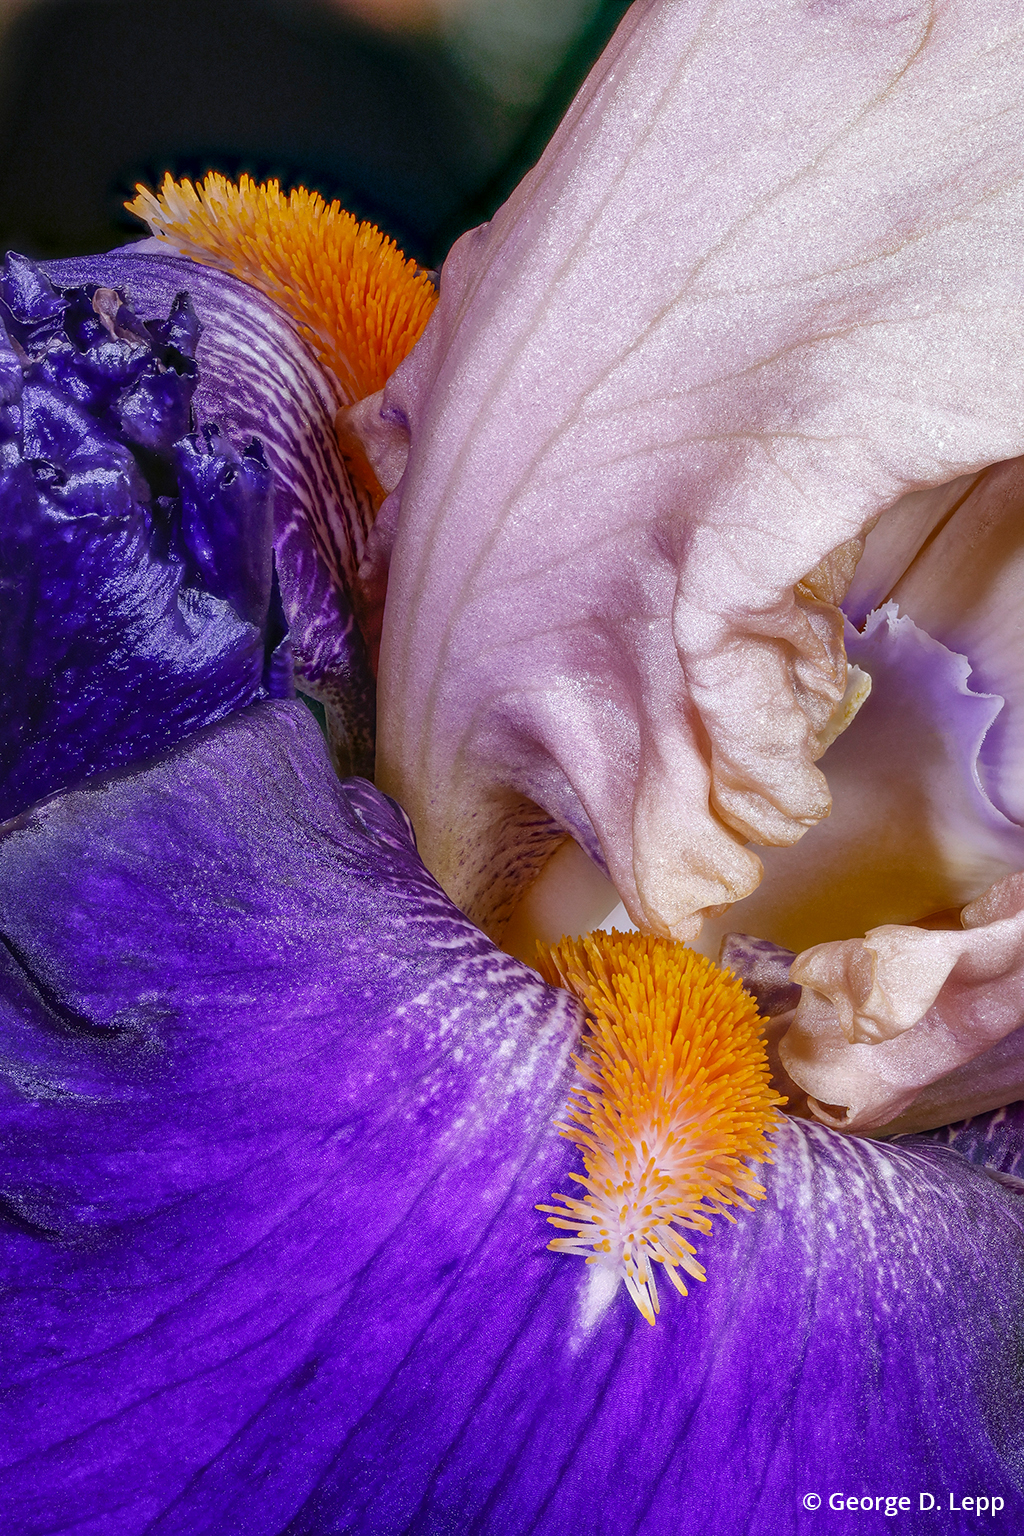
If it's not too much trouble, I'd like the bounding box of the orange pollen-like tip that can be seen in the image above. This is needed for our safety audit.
[535,930,786,1326]
[126,172,438,403]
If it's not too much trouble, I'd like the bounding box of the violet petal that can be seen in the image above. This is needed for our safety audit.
[0,257,285,823]
[50,250,377,776]
[1,702,1023,1529]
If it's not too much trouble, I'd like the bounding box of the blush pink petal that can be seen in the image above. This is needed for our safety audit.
[366,0,1024,941]
[773,457,1024,1132]
[696,605,1024,959]
[870,456,1024,830]
[780,873,1024,1133]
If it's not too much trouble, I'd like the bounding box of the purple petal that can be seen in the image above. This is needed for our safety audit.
[49,249,377,775]
[906,1099,1024,1182]
[0,257,286,823]
[719,932,801,1018]
[1,702,1023,1529]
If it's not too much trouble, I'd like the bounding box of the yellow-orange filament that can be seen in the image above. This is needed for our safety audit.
[536,931,784,1325]
[126,172,438,402]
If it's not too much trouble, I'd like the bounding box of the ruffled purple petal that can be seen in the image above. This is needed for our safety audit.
[846,457,1024,831]
[1,701,1023,1532]
[49,249,377,776]
[0,256,289,823]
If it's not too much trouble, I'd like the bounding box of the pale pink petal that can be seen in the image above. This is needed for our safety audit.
[780,872,1024,1132]
[842,472,984,627]
[884,457,1024,828]
[695,605,1024,958]
[369,0,1024,940]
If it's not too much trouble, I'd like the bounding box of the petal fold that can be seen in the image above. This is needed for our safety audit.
[373,0,1024,941]
[0,256,284,821]
[782,872,1024,1133]
[49,250,378,774]
[697,604,1024,959]
[874,455,1024,832]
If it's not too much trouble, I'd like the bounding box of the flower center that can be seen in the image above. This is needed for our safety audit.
[536,932,784,1325]
[126,172,437,403]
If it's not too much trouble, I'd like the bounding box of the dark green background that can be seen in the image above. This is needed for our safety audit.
[0,0,632,266]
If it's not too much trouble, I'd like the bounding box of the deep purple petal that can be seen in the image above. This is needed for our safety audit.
[905,1099,1024,1182]
[290,1122,1024,1536]
[174,426,274,629]
[3,254,198,456]
[49,249,378,776]
[1,702,1022,1532]
[0,257,289,823]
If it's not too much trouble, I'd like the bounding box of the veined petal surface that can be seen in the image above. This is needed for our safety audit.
[370,0,1024,941]
[49,251,377,774]
[1,702,1023,1531]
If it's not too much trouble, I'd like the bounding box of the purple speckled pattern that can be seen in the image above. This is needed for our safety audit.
[49,249,378,775]
[1,699,1024,1533]
[0,256,287,823]
[907,1101,1024,1183]
[719,933,802,1017]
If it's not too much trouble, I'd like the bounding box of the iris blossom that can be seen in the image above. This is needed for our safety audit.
[5,1,1024,1531]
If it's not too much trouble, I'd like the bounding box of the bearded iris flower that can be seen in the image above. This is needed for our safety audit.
[4,1,1024,1531]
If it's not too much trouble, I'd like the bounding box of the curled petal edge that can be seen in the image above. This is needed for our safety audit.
[781,871,1024,1133]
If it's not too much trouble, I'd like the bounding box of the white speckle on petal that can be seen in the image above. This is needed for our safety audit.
[573,1263,621,1345]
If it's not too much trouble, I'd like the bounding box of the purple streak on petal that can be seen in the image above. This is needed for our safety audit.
[718,932,808,1116]
[49,250,377,775]
[1,701,1023,1530]
[902,1100,1024,1182]
[380,403,409,430]
[719,932,801,1016]
[0,256,287,822]
[294,1121,1024,1535]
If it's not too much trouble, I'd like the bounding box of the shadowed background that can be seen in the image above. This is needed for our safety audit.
[0,0,631,266]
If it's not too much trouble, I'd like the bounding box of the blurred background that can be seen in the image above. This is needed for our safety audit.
[0,0,632,267]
